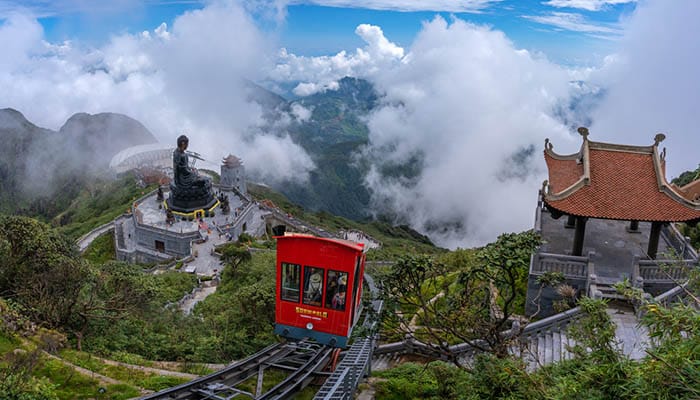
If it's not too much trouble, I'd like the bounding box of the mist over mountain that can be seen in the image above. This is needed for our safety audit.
[59,112,157,169]
[0,108,156,216]
[278,77,376,220]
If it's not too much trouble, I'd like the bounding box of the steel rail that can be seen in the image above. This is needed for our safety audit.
[140,342,285,399]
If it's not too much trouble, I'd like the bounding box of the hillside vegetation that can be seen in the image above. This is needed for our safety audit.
[248,182,441,259]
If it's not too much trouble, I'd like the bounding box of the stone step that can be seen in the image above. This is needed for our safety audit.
[552,330,561,363]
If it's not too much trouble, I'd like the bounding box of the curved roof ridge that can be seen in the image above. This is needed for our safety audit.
[542,129,700,222]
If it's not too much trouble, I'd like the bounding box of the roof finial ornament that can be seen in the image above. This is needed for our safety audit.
[577,127,589,140]
[541,180,549,195]
[544,138,553,151]
[654,133,666,146]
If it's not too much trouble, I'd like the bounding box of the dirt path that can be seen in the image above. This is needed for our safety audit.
[92,356,200,380]
[151,360,227,372]
[408,291,445,331]
[42,351,128,387]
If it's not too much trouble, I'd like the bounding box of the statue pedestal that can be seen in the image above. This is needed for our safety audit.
[166,180,218,215]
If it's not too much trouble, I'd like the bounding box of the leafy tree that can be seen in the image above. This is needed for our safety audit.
[671,164,700,187]
[0,215,87,328]
[217,242,252,275]
[379,231,541,365]
[68,261,156,351]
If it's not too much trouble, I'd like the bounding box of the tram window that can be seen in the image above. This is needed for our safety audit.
[302,266,324,307]
[325,270,348,311]
[281,263,301,302]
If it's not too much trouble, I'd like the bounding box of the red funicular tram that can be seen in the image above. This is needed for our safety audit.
[274,234,366,348]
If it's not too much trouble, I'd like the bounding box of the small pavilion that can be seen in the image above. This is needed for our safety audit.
[542,127,700,259]
[525,128,700,316]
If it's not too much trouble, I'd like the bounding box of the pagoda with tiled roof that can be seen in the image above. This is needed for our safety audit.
[542,127,700,258]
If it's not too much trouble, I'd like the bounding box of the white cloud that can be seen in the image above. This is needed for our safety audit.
[355,23,404,60]
[360,16,573,248]
[523,11,621,35]
[270,24,404,96]
[589,0,700,177]
[0,1,315,184]
[290,102,312,121]
[543,0,636,12]
[286,0,500,12]
[293,81,339,96]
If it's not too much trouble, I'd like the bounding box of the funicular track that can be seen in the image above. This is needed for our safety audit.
[142,274,383,400]
[141,340,332,399]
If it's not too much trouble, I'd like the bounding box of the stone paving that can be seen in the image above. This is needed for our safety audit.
[608,306,649,360]
[134,189,262,234]
[540,210,671,280]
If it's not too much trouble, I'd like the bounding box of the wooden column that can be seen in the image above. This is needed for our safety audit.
[565,215,576,229]
[629,220,639,232]
[647,221,663,259]
[573,217,587,256]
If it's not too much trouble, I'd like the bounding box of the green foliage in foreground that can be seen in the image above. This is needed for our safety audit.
[375,295,700,400]
[379,231,541,351]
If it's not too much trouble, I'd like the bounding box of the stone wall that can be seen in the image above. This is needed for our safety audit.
[134,223,199,257]
[220,164,247,195]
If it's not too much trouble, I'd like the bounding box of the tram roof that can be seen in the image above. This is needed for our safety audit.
[275,233,365,253]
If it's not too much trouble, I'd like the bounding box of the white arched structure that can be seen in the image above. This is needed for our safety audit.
[110,143,174,174]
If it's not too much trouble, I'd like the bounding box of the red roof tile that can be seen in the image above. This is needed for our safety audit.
[543,138,700,222]
[545,153,583,193]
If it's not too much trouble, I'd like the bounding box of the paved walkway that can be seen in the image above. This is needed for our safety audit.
[77,222,115,252]
[187,230,228,276]
[608,306,649,360]
[180,283,218,315]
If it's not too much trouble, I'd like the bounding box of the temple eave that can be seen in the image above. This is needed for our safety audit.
[543,197,700,223]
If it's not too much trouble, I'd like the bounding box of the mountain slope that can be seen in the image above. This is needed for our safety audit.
[277,77,377,220]
[0,108,157,218]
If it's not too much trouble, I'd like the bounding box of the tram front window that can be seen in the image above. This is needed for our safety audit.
[303,266,325,307]
[281,263,301,302]
[325,270,347,311]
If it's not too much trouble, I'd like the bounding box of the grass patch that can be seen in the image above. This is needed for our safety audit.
[35,357,140,400]
[54,174,157,240]
[59,349,190,391]
[83,231,116,264]
[0,332,20,355]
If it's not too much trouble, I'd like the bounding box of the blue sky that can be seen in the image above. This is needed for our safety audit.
[2,0,637,65]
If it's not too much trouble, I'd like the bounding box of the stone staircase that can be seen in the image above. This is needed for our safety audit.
[514,325,578,370]
[372,304,649,372]
[371,352,406,372]
[593,276,629,301]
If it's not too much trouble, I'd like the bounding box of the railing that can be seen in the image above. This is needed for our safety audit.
[76,221,116,252]
[314,273,383,399]
[654,283,692,306]
[638,259,694,282]
[661,223,699,261]
[132,217,202,240]
[530,252,589,278]
[520,306,584,339]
